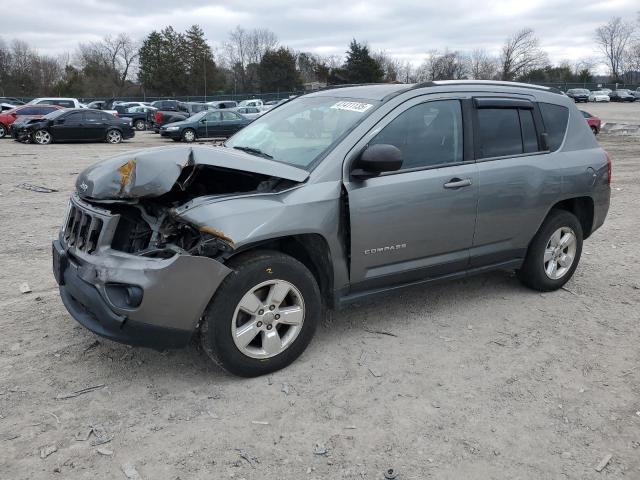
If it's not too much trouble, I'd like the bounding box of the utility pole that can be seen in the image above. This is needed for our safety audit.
[203,54,207,103]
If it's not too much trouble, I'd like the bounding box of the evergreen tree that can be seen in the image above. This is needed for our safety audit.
[138,30,167,94]
[184,25,225,96]
[342,40,384,84]
[258,48,300,91]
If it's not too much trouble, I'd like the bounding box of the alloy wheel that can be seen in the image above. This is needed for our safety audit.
[107,130,122,144]
[34,130,52,145]
[543,227,577,280]
[0,124,5,138]
[231,279,305,359]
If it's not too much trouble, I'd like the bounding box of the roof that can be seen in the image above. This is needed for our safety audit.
[308,80,568,102]
[307,84,411,101]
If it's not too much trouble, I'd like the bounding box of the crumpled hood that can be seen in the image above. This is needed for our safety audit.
[76,145,309,200]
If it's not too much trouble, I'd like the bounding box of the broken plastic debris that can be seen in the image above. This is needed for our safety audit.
[19,282,32,294]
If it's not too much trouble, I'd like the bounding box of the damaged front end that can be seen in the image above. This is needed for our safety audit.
[54,145,308,349]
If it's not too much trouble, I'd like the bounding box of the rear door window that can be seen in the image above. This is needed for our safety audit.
[17,107,40,115]
[538,103,569,152]
[476,108,522,158]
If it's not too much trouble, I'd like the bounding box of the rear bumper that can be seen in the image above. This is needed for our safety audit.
[53,239,232,350]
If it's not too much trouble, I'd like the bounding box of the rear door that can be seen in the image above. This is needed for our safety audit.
[84,111,107,140]
[470,97,563,267]
[344,96,479,291]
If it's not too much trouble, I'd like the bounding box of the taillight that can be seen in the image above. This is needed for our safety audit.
[605,151,612,185]
[113,112,118,117]
[155,112,162,123]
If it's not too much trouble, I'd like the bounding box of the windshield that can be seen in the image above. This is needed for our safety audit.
[226,96,379,169]
[44,109,67,120]
[189,111,208,122]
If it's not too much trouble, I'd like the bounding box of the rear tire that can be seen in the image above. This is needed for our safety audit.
[200,250,321,377]
[517,209,583,291]
[591,126,598,135]
[106,129,122,144]
[134,120,146,131]
[0,123,6,138]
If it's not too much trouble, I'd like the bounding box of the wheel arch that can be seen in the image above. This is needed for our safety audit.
[226,233,334,306]
[545,196,595,239]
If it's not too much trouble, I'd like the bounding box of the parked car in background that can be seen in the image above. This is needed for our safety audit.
[152,102,212,132]
[121,101,154,109]
[53,81,610,377]
[238,99,264,108]
[609,90,636,102]
[599,88,612,95]
[0,104,62,138]
[150,99,182,111]
[85,100,119,117]
[588,91,610,102]
[580,110,601,134]
[27,97,85,109]
[207,100,238,109]
[565,89,590,103]
[235,106,264,120]
[113,104,153,130]
[1,103,17,112]
[632,89,640,100]
[0,97,25,106]
[13,108,134,145]
[160,109,251,142]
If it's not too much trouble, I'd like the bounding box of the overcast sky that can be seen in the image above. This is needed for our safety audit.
[1,0,636,70]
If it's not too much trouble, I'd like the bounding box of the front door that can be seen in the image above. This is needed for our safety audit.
[344,98,478,291]
[50,111,84,141]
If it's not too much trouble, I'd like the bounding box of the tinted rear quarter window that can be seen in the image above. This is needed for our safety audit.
[538,103,569,151]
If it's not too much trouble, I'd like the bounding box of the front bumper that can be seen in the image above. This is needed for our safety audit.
[160,129,181,139]
[53,237,232,350]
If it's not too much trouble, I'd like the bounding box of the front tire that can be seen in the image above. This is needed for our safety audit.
[201,251,321,377]
[0,123,6,138]
[517,209,583,291]
[33,129,52,145]
[182,128,196,142]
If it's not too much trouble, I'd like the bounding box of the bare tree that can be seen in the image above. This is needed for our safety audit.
[417,49,468,81]
[594,17,635,80]
[469,49,498,79]
[223,26,277,92]
[372,50,404,82]
[102,34,139,92]
[499,28,548,80]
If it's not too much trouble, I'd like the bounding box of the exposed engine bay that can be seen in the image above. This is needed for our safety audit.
[71,145,308,260]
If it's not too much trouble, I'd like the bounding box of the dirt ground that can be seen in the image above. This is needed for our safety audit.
[0,128,639,480]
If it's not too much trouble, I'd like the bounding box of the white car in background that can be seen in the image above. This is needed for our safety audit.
[238,99,264,108]
[234,106,265,120]
[27,97,85,109]
[589,91,610,102]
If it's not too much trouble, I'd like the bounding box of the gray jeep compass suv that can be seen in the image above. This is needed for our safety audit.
[53,81,611,377]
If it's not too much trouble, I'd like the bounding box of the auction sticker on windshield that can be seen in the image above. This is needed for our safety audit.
[330,101,373,113]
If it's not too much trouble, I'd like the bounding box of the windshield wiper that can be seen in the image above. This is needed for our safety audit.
[232,145,273,159]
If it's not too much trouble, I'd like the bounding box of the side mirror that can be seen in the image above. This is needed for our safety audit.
[352,144,403,179]
[540,133,550,151]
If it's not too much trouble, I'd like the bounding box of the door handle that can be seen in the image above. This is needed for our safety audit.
[443,178,472,189]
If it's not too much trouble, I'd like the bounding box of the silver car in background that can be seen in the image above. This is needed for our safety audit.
[52,81,611,377]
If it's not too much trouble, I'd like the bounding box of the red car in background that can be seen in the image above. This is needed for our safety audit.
[580,110,602,135]
[0,104,63,138]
